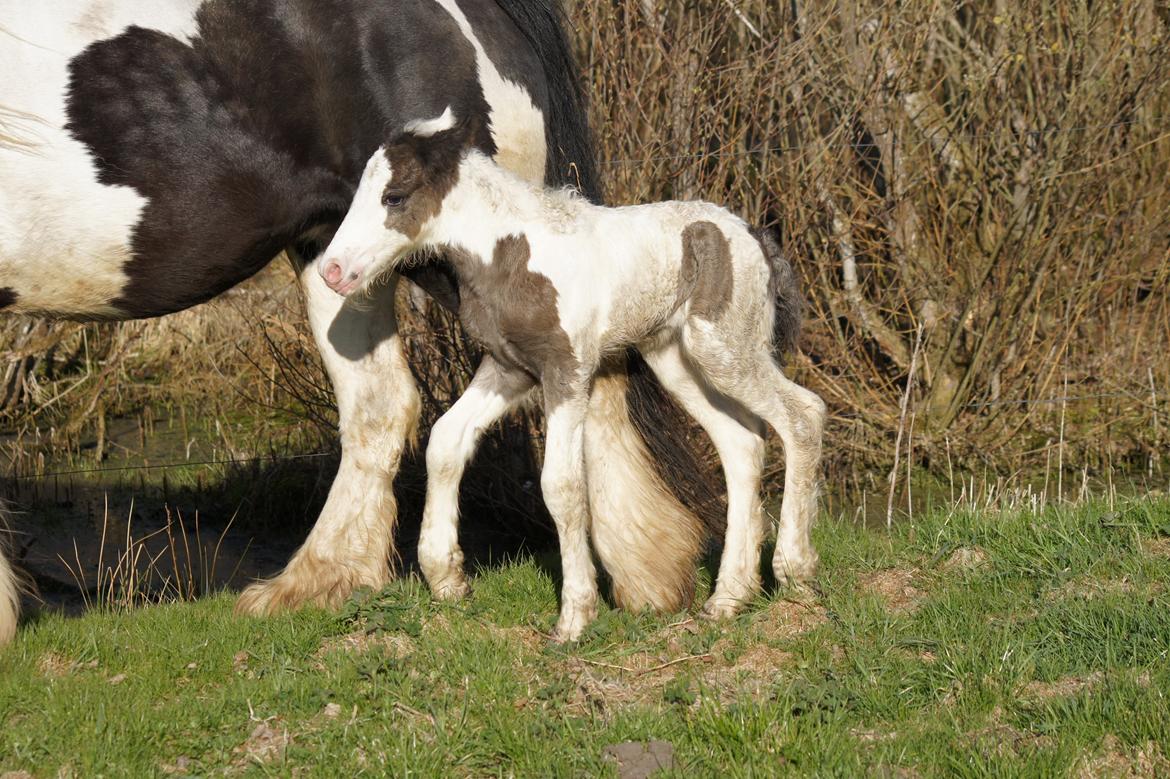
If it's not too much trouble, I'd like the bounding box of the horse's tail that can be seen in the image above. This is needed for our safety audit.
[492,0,601,202]
[755,227,803,360]
[0,500,19,646]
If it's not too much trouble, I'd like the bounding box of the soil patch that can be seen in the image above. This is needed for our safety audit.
[859,569,923,612]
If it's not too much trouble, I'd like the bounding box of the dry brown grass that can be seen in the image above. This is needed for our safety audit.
[3,1,1168,494]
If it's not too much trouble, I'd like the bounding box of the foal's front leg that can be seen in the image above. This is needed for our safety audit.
[541,386,598,642]
[419,356,534,599]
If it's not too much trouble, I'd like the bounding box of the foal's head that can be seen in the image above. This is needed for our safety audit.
[320,107,473,296]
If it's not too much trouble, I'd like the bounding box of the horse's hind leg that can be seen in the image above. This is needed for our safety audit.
[586,361,704,613]
[419,356,533,599]
[642,340,768,618]
[683,323,826,588]
[237,263,419,616]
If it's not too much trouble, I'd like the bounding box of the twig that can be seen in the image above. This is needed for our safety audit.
[887,324,924,529]
[578,658,636,674]
[393,701,436,727]
[636,653,713,677]
[578,653,713,677]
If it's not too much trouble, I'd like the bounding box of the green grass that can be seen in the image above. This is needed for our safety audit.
[2,497,1169,777]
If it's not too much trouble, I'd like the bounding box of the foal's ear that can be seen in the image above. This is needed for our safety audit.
[418,114,477,170]
[388,107,479,185]
[412,110,478,169]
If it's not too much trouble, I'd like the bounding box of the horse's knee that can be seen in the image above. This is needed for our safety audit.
[339,382,421,465]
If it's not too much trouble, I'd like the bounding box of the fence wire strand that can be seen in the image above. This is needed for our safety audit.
[5,387,1164,483]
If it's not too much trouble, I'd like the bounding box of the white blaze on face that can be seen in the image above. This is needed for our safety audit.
[319,148,407,296]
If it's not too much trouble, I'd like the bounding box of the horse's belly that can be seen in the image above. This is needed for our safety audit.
[0,0,202,318]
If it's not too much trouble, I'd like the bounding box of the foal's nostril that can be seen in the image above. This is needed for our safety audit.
[323,261,343,285]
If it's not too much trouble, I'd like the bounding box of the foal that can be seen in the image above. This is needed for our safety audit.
[320,110,827,641]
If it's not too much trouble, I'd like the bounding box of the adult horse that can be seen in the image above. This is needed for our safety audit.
[0,0,705,644]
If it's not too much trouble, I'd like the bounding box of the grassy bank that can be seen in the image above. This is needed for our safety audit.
[2,495,1168,777]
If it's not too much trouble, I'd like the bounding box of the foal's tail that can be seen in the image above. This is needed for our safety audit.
[754,227,803,360]
[0,500,20,646]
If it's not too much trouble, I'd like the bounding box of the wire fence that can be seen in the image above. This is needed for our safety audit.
[3,385,1163,483]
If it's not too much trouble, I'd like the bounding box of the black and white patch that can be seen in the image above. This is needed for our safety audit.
[59,0,527,317]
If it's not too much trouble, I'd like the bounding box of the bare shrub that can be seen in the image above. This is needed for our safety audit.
[4,2,1168,497]
[570,0,1170,477]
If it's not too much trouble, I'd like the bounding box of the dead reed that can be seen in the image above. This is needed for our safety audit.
[58,499,240,610]
[3,1,1168,501]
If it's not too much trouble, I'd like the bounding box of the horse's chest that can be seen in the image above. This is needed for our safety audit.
[457,277,574,383]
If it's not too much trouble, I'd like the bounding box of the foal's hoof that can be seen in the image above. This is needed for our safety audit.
[778,578,819,600]
[430,577,471,602]
[699,595,745,621]
[773,551,819,588]
[550,605,597,644]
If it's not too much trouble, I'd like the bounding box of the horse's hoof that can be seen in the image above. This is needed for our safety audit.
[236,564,385,616]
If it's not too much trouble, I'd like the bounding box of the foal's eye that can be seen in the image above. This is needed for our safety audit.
[382,193,406,208]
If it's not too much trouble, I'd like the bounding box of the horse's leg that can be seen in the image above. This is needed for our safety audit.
[586,359,704,612]
[543,386,598,642]
[0,502,18,645]
[683,323,826,589]
[236,258,419,615]
[419,356,534,599]
[641,341,769,618]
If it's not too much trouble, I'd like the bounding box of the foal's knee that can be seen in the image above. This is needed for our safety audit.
[540,466,586,518]
[786,388,826,453]
[425,417,468,482]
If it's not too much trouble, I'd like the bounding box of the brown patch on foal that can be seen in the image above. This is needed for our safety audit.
[680,221,734,321]
[445,234,580,406]
[0,287,17,310]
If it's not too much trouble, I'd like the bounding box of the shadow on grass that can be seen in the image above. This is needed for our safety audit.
[2,423,564,622]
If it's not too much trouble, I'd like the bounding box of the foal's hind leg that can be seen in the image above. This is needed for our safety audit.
[419,356,534,599]
[642,341,768,618]
[683,324,826,588]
